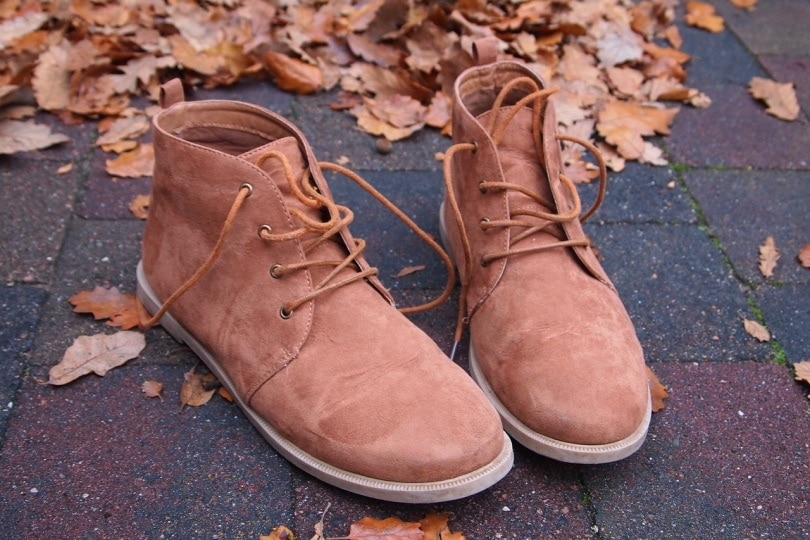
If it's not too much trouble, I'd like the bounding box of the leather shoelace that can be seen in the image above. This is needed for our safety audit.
[142,151,456,329]
[443,76,608,358]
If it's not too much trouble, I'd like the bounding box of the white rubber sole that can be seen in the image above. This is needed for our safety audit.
[438,205,651,464]
[136,261,513,502]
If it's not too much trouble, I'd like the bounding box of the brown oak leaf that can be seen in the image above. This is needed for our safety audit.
[743,319,770,342]
[264,51,323,95]
[129,194,150,220]
[70,286,142,330]
[685,1,725,33]
[105,143,155,178]
[395,265,426,278]
[259,525,295,540]
[348,516,424,540]
[180,367,220,410]
[748,77,800,121]
[0,120,69,154]
[420,513,465,540]
[49,331,146,385]
[758,236,780,278]
[596,100,679,160]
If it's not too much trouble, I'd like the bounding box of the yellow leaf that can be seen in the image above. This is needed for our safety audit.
[748,77,800,121]
[743,319,770,342]
[49,332,146,385]
[758,236,780,278]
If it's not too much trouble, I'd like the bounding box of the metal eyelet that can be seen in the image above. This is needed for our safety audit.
[239,183,254,196]
[480,216,490,226]
[279,306,294,319]
[258,224,272,238]
[478,180,488,193]
[471,140,479,154]
[480,256,489,267]
[269,264,283,279]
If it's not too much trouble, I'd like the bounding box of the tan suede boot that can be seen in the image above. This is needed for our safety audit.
[440,42,651,464]
[137,80,512,502]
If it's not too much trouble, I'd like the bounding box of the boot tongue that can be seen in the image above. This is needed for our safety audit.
[477,106,556,214]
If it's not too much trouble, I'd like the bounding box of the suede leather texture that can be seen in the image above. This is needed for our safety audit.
[142,99,505,482]
[443,62,649,446]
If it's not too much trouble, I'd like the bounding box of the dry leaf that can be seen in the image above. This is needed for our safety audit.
[49,332,146,385]
[596,101,679,160]
[180,367,219,410]
[141,380,164,400]
[96,115,150,148]
[758,236,780,278]
[395,265,426,278]
[421,513,465,540]
[218,386,234,402]
[793,361,810,385]
[743,319,770,342]
[347,516,423,540]
[798,245,810,269]
[57,162,74,174]
[646,366,668,412]
[264,51,323,95]
[730,0,758,8]
[129,194,150,220]
[748,77,800,121]
[0,120,69,154]
[70,286,142,330]
[260,525,296,540]
[106,143,155,178]
[685,1,725,33]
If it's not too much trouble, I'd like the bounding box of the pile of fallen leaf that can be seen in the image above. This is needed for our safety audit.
[0,0,799,180]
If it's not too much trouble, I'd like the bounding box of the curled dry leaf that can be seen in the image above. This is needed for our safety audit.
[798,245,810,269]
[264,51,323,95]
[748,77,800,121]
[49,331,146,385]
[596,101,679,160]
[129,194,150,220]
[421,512,465,540]
[758,236,780,278]
[57,162,74,174]
[731,0,758,8]
[180,367,220,410]
[743,319,770,342]
[141,380,164,400]
[646,366,669,412]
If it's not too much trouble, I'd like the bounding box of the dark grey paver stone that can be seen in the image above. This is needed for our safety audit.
[586,223,770,363]
[0,285,46,441]
[755,283,810,363]
[759,54,810,121]
[708,0,810,57]
[685,169,810,285]
[291,445,593,539]
[677,23,767,87]
[579,162,696,225]
[585,361,810,540]
[76,148,152,220]
[0,364,294,539]
[0,155,82,283]
[668,84,810,169]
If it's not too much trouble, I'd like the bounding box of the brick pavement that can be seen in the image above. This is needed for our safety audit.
[1,1,808,538]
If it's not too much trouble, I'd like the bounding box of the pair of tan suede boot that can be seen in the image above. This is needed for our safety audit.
[137,43,651,503]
